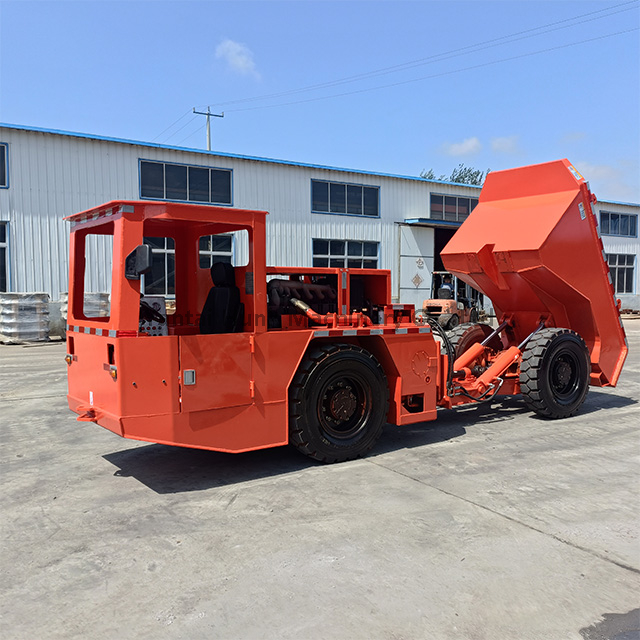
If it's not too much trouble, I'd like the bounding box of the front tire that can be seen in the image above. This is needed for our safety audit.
[520,328,590,419]
[289,344,389,462]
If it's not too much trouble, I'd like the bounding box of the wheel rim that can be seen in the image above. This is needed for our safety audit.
[316,372,371,441]
[549,349,582,404]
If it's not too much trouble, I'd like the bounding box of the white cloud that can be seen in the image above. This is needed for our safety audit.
[574,161,640,202]
[491,135,520,154]
[441,137,482,156]
[215,39,260,79]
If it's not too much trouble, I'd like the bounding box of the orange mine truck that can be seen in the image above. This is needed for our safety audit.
[66,159,628,463]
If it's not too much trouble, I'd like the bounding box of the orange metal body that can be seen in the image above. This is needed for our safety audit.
[65,160,627,453]
[66,201,440,453]
[442,159,628,388]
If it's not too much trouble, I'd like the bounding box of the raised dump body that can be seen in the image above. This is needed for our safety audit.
[441,159,627,387]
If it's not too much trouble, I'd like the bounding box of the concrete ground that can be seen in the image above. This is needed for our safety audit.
[1,323,639,640]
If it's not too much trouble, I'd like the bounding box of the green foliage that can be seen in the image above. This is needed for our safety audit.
[420,163,490,186]
[419,168,446,181]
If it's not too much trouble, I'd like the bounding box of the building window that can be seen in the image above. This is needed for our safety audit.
[600,212,638,238]
[0,143,7,188]
[198,234,233,268]
[312,180,379,217]
[430,194,478,222]
[139,160,232,205]
[143,235,235,296]
[0,223,7,291]
[312,239,379,268]
[606,254,635,294]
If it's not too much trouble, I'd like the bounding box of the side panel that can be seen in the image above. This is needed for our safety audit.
[252,330,313,404]
[67,333,122,422]
[363,334,439,426]
[122,330,313,452]
[122,403,289,453]
[179,333,253,411]
[118,336,180,416]
[67,334,180,432]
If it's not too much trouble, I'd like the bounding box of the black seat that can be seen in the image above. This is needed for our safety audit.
[437,287,453,300]
[199,262,243,334]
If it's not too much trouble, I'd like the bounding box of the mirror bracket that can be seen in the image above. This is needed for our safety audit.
[125,244,152,280]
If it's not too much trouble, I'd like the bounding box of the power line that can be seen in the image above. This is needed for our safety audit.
[175,120,208,147]
[150,109,193,142]
[160,113,200,143]
[225,27,638,113]
[197,0,638,110]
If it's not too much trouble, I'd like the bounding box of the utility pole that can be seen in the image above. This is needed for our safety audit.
[192,107,224,151]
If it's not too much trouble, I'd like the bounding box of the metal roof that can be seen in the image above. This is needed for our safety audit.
[2,122,637,207]
[402,218,463,229]
[0,121,481,190]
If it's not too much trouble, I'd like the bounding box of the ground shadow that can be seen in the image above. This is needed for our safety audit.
[524,389,638,421]
[102,390,636,494]
[100,395,528,494]
[103,417,467,494]
[103,443,314,494]
[579,607,640,640]
[582,389,638,412]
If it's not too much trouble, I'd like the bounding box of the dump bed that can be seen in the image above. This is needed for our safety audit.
[441,159,627,386]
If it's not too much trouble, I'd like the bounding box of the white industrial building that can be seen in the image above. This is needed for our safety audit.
[0,122,638,312]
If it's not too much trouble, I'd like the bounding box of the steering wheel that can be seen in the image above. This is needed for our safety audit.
[140,299,166,324]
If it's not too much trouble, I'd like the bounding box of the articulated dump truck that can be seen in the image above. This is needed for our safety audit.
[66,159,627,463]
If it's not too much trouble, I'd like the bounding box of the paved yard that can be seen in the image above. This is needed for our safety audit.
[1,322,639,639]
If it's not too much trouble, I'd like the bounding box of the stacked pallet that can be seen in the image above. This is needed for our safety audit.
[59,292,110,322]
[0,293,50,343]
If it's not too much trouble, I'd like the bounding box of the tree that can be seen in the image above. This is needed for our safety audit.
[420,163,490,186]
[420,168,446,181]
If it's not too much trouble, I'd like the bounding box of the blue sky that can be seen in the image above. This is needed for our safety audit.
[1,0,638,201]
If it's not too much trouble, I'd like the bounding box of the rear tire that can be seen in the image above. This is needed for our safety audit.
[469,308,479,323]
[520,328,590,419]
[289,344,389,463]
[449,322,502,359]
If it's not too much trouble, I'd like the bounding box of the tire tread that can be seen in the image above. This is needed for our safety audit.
[289,343,389,463]
[520,328,589,419]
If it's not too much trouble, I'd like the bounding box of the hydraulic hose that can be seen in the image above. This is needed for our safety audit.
[423,315,455,396]
[290,298,373,328]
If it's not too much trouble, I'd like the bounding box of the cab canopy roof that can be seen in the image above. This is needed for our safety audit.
[65,200,268,231]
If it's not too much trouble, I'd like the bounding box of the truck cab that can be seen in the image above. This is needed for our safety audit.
[66,201,441,461]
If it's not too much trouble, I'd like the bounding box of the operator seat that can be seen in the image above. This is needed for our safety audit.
[437,287,453,300]
[199,262,243,334]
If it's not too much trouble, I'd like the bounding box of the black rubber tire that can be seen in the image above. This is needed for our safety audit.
[520,328,590,419]
[289,344,389,463]
[469,308,479,323]
[448,322,503,359]
[446,314,460,330]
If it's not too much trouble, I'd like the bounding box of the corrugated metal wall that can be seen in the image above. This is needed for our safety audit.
[1,125,638,309]
[593,201,640,308]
